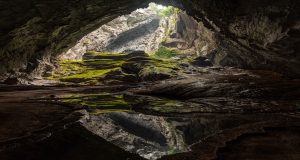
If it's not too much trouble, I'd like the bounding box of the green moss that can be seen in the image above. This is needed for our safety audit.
[87,79,102,85]
[60,93,110,99]
[60,60,83,71]
[59,69,112,81]
[151,59,178,69]
[61,94,130,114]
[50,49,184,84]
[135,55,181,80]
[85,50,101,56]
[154,45,180,58]
[90,109,131,115]
[147,99,184,113]
[128,63,174,81]
[63,98,82,103]
[149,3,178,18]
[62,94,130,110]
[84,59,125,67]
[85,50,126,57]
[142,66,169,72]
[159,6,174,17]
[49,51,129,84]
[61,93,133,114]
[49,60,83,76]
[167,148,179,155]
[173,8,179,15]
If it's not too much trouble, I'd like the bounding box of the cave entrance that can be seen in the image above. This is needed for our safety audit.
[2,1,300,160]
[43,4,217,159]
[47,3,215,85]
[62,3,192,60]
[60,2,200,60]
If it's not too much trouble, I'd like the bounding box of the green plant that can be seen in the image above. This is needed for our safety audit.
[148,3,176,17]
[154,45,179,58]
[159,6,173,17]
[61,93,131,115]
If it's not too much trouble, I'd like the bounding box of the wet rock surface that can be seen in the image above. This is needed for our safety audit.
[191,57,213,67]
[0,122,144,160]
[84,112,187,160]
[0,66,299,160]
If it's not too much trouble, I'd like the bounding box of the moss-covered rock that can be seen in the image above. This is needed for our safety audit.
[49,50,187,85]
[103,68,138,84]
[138,66,174,81]
[49,52,129,84]
[153,45,180,59]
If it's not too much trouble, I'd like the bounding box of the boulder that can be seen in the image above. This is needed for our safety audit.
[3,77,29,85]
[191,57,213,67]
[138,66,173,82]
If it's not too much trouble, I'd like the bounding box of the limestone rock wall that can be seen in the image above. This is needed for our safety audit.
[0,0,153,81]
[60,7,210,61]
[60,7,165,60]
[164,11,217,56]
[183,0,300,77]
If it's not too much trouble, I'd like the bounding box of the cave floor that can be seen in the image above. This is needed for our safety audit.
[0,67,300,160]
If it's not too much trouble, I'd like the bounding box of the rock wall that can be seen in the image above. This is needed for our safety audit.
[60,7,165,60]
[60,7,210,61]
[0,0,153,81]
[164,12,217,56]
[0,0,300,79]
[182,0,300,77]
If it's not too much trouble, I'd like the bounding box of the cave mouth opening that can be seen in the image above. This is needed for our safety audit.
[1,1,300,160]
[46,2,215,86]
[40,3,216,159]
[60,2,182,60]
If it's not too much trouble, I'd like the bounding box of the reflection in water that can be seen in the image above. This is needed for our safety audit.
[82,111,300,160]
[84,112,188,160]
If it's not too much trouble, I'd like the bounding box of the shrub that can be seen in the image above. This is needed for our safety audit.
[154,45,179,58]
[148,3,176,17]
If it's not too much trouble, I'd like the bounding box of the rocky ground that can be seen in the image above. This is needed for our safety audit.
[0,51,299,160]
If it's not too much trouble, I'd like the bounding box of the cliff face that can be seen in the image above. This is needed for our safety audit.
[0,0,153,80]
[164,11,217,56]
[184,0,300,77]
[0,0,300,79]
[60,7,209,61]
[60,7,165,60]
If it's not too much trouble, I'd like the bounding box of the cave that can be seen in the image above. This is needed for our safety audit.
[0,0,300,160]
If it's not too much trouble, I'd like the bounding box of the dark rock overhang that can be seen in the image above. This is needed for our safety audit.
[0,0,300,78]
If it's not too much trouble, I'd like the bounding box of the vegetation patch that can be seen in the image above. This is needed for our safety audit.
[90,109,131,115]
[49,49,185,85]
[85,51,126,57]
[49,51,128,84]
[61,93,131,114]
[60,69,112,82]
[130,96,185,113]
[148,3,178,18]
[150,100,184,113]
[154,45,180,59]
